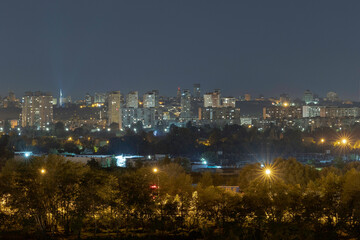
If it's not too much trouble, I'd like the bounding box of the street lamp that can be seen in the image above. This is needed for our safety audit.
[153,167,160,196]
[262,167,274,191]
[40,168,46,174]
[319,138,326,154]
[339,138,350,160]
[260,164,276,182]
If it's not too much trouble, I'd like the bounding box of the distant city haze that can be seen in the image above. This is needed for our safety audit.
[1,1,360,100]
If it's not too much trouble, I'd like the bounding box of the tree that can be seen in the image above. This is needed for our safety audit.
[87,159,101,169]
[54,121,66,137]
[73,127,85,137]
[159,155,171,165]
[237,163,261,189]
[199,172,213,188]
[116,168,155,229]
[165,127,197,156]
[333,157,345,169]
[0,155,88,235]
[340,169,360,238]
[274,157,319,186]
[173,157,191,172]
[63,142,80,154]
[312,172,342,227]
[3,120,11,134]
[75,168,118,237]
[0,135,13,171]
[160,163,193,197]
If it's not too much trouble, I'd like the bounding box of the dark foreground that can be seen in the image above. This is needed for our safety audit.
[1,156,360,240]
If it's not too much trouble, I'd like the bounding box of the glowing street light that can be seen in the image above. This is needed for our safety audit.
[259,163,277,185]
[341,138,347,145]
[320,138,325,143]
[40,168,46,174]
[152,167,160,196]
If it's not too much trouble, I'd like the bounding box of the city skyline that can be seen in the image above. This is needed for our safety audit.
[0,86,356,103]
[0,86,357,102]
[2,1,360,99]
[3,2,360,239]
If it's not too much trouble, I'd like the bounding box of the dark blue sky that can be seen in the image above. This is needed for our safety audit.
[1,0,360,100]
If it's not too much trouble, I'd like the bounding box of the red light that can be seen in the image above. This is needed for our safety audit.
[150,184,158,189]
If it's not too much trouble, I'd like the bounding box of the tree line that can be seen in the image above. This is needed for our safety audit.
[1,155,360,239]
[7,123,360,160]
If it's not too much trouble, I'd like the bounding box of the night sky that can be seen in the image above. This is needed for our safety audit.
[1,1,360,100]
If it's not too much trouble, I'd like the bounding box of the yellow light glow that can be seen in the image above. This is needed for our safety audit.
[321,138,325,143]
[68,137,73,141]
[333,133,352,148]
[257,163,278,183]
[40,168,46,174]
[153,168,158,173]
[283,102,289,107]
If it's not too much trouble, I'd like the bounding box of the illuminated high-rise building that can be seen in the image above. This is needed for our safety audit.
[193,84,201,99]
[143,91,157,108]
[177,87,181,102]
[121,108,161,129]
[107,91,122,129]
[303,90,314,105]
[52,98,58,106]
[222,97,236,107]
[263,106,302,120]
[152,90,159,107]
[21,91,53,130]
[204,90,221,108]
[199,107,241,126]
[94,92,106,103]
[126,91,139,108]
[85,93,93,106]
[180,89,192,120]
